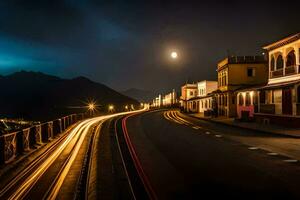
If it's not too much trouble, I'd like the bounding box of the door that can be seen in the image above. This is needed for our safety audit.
[282,88,293,115]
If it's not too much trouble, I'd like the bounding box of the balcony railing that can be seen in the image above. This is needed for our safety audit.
[270,65,299,79]
[270,69,283,78]
[285,65,297,75]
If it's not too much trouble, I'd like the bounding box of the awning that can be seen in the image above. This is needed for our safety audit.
[258,80,300,90]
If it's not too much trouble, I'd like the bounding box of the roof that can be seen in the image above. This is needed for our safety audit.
[187,94,214,101]
[263,33,300,51]
[258,79,300,90]
[218,56,266,70]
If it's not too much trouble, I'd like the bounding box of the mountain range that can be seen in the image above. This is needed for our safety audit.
[0,71,139,121]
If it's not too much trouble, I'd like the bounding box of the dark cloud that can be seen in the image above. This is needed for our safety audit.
[0,1,299,93]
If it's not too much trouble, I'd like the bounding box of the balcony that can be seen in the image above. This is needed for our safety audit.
[270,69,283,78]
[285,65,297,75]
[270,65,299,79]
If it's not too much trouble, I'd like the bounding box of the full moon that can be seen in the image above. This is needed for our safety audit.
[171,51,178,59]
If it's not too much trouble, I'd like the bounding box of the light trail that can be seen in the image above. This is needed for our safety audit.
[7,108,146,200]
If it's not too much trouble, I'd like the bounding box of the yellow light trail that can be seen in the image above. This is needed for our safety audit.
[8,108,146,200]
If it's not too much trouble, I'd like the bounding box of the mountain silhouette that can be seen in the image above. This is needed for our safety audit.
[0,71,139,121]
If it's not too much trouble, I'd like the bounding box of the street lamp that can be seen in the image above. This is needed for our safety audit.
[108,105,114,112]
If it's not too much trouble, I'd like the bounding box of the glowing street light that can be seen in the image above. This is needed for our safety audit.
[171,51,178,59]
[125,105,128,110]
[108,105,114,112]
[88,103,95,111]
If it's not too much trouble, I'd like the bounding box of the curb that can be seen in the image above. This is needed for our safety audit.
[185,113,300,138]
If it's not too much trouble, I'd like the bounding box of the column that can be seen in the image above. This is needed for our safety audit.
[295,46,300,73]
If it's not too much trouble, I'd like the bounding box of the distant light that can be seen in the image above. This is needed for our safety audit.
[108,105,114,111]
[88,103,95,111]
[171,51,178,59]
[125,105,128,109]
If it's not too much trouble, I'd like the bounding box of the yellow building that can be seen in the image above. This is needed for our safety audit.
[255,33,300,127]
[216,56,268,117]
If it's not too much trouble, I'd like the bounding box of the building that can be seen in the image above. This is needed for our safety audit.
[186,80,218,114]
[216,56,268,117]
[162,89,177,107]
[254,33,300,127]
[180,83,198,112]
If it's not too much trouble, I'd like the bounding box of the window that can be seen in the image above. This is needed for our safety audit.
[270,56,275,71]
[190,91,193,96]
[238,94,244,106]
[245,93,251,106]
[276,55,283,69]
[286,50,296,67]
[259,90,265,104]
[247,68,255,77]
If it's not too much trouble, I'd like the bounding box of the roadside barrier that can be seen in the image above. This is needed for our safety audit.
[0,113,87,164]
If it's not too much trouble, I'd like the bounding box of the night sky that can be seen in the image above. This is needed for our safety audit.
[0,0,299,93]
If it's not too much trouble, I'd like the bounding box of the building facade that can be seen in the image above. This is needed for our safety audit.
[162,89,177,107]
[180,83,198,112]
[216,56,268,117]
[186,80,218,114]
[255,33,300,127]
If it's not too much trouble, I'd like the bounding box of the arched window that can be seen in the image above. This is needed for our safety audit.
[270,56,275,71]
[276,55,284,69]
[286,50,296,67]
[238,94,244,106]
[245,93,251,106]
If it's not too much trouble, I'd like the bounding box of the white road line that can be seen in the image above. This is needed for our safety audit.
[215,135,222,138]
[267,152,278,156]
[205,131,210,135]
[193,126,200,130]
[248,147,259,150]
[283,159,298,163]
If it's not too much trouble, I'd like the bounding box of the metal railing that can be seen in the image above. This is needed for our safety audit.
[0,113,87,164]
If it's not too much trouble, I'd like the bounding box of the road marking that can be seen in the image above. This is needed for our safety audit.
[193,126,200,130]
[267,152,278,156]
[283,159,298,163]
[205,131,210,135]
[248,147,259,150]
[215,134,222,138]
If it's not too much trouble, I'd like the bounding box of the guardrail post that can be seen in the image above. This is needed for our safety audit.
[48,121,53,139]
[41,123,49,142]
[3,132,17,163]
[17,128,31,154]
[35,125,42,144]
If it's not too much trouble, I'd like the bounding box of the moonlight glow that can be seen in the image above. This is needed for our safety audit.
[171,52,178,59]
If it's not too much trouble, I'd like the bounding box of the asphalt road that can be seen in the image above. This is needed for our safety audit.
[125,109,300,199]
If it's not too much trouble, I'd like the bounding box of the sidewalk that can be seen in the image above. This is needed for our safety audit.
[189,113,300,138]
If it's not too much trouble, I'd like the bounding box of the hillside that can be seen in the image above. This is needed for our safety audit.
[0,71,139,121]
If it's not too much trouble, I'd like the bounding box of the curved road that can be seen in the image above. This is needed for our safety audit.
[0,110,142,200]
[124,109,300,199]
